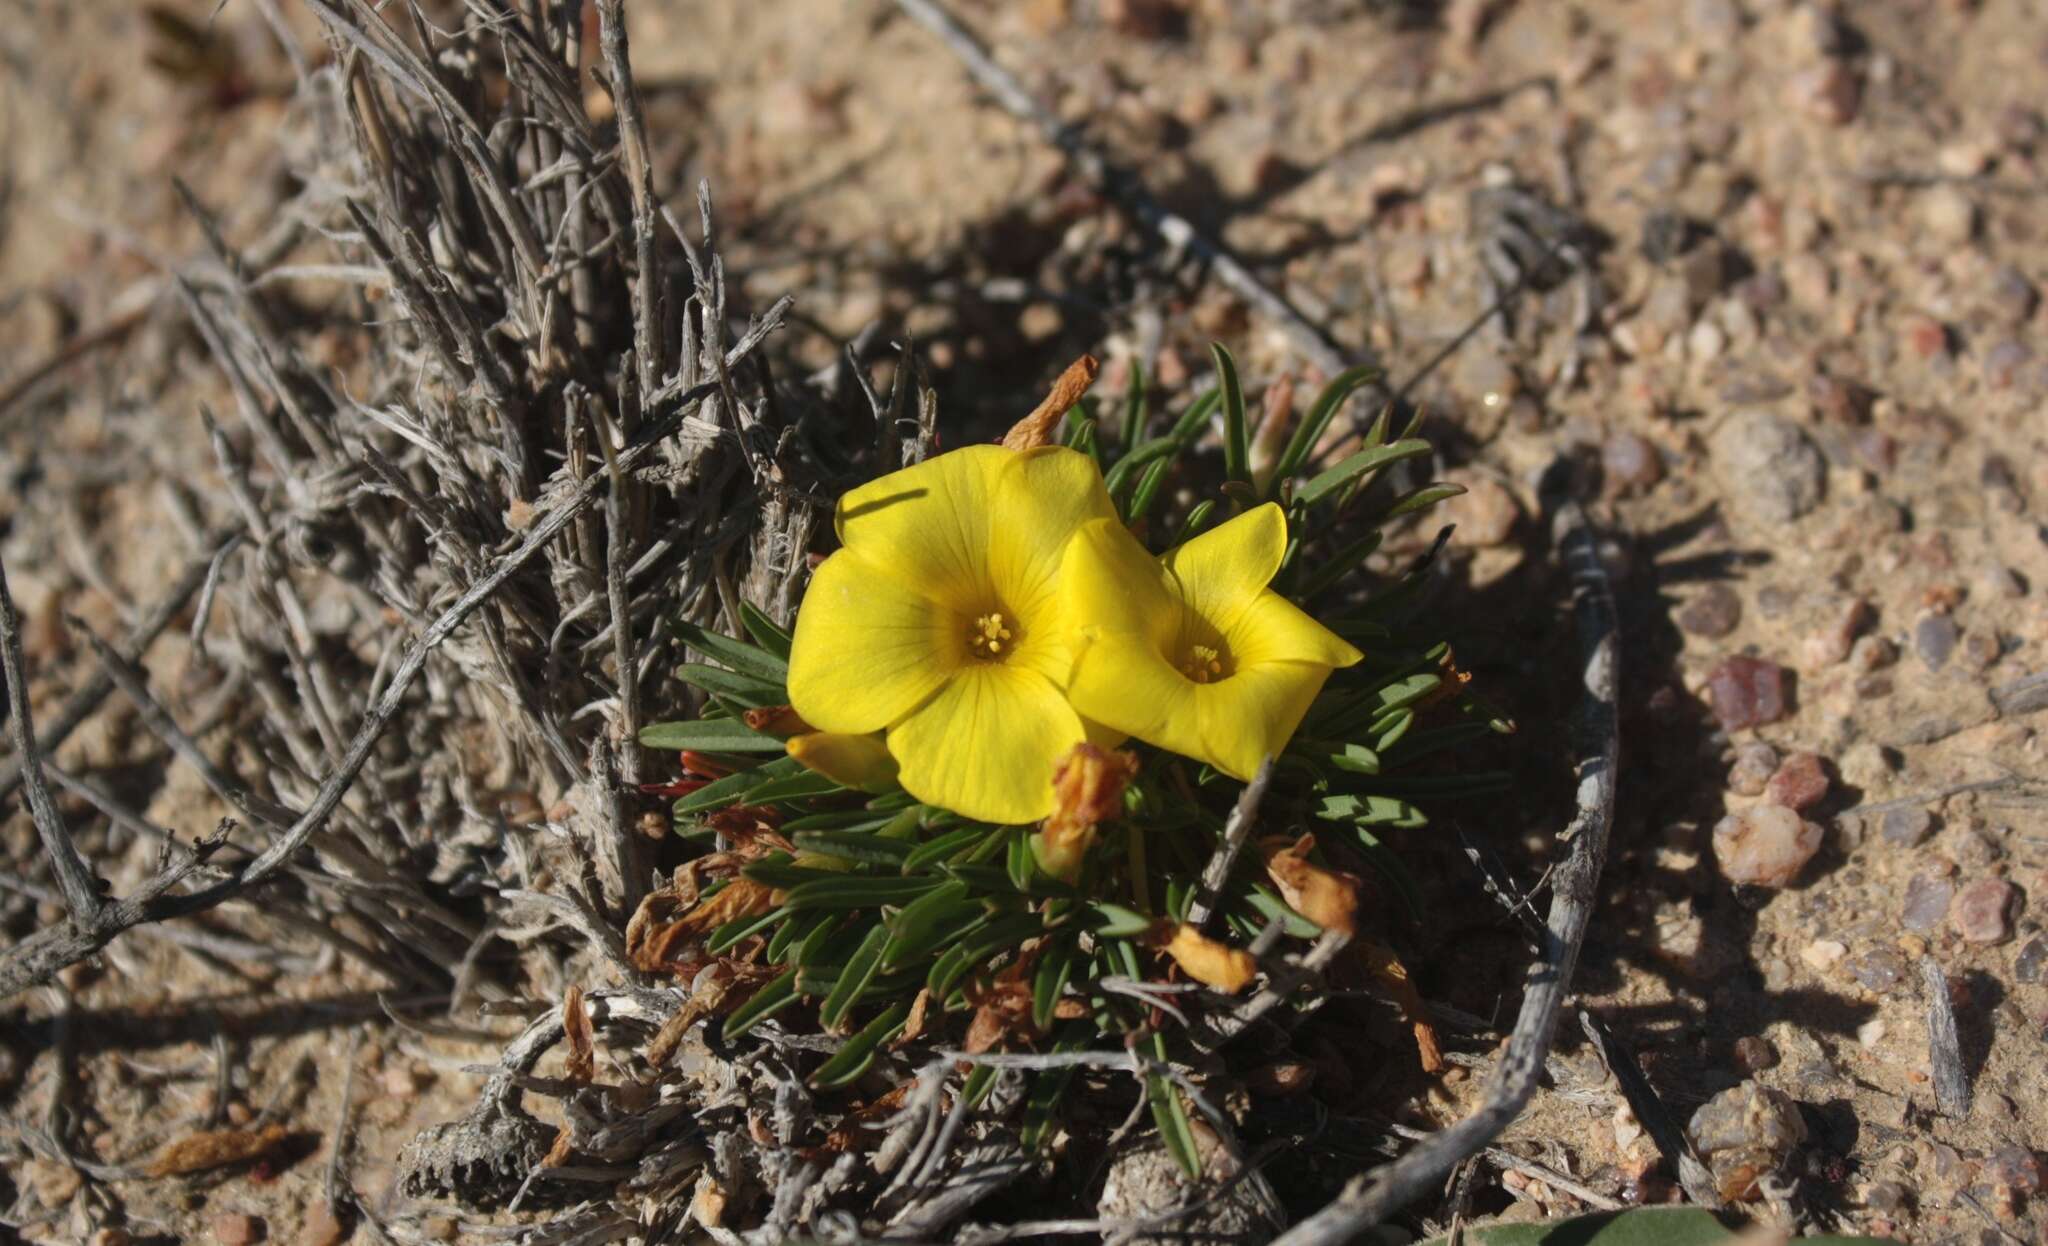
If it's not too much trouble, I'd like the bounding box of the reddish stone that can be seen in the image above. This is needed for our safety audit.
[1707,656,1790,731]
[1765,752,1830,812]
[1951,878,2017,945]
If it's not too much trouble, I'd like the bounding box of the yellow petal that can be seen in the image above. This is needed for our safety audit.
[886,663,1086,824]
[1068,628,1203,765]
[1061,518,1180,650]
[788,550,955,734]
[987,447,1120,682]
[1162,924,1257,992]
[835,445,1008,608]
[787,732,900,792]
[1226,589,1363,670]
[1160,502,1288,638]
[1192,661,1337,780]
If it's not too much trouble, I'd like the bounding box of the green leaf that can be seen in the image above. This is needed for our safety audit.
[1145,1032,1201,1179]
[1413,1207,1899,1246]
[882,880,975,968]
[741,768,847,805]
[1032,936,1078,1031]
[743,856,854,888]
[1380,481,1466,521]
[792,829,915,866]
[674,662,786,709]
[1020,1026,1092,1151]
[1352,827,1424,921]
[1171,499,1216,546]
[707,905,788,954]
[901,826,991,873]
[737,600,794,659]
[1317,792,1427,828]
[1293,530,1384,600]
[771,910,836,963]
[1296,438,1433,507]
[808,1001,910,1090]
[720,968,800,1041]
[638,717,787,752]
[962,1062,1001,1108]
[673,756,806,816]
[670,617,790,683]
[1268,364,1383,497]
[1090,903,1156,939]
[1246,886,1322,939]
[782,875,949,911]
[1119,358,1149,449]
[1211,343,1250,485]
[819,924,890,1029]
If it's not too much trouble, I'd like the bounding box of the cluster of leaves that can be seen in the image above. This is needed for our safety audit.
[637,349,1513,1171]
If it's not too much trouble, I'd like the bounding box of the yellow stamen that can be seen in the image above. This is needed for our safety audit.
[1182,644,1226,683]
[967,612,1014,660]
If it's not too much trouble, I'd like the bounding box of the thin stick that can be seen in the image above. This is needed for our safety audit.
[894,0,1363,385]
[1184,757,1276,931]
[0,529,235,803]
[1577,1010,1720,1207]
[0,555,102,922]
[0,381,734,1000]
[1921,956,1971,1119]
[1270,497,1619,1244]
[0,306,151,426]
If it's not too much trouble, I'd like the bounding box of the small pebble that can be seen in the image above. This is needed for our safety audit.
[1848,946,1908,992]
[1728,741,1780,796]
[1989,265,2039,324]
[1900,313,1949,361]
[1901,874,1954,932]
[1880,806,1934,847]
[298,1202,347,1246]
[1983,340,2032,391]
[1713,805,1822,887]
[1679,583,1743,638]
[1984,1144,2045,1194]
[1802,597,1872,669]
[1857,1018,1887,1048]
[1950,878,2016,944]
[1766,752,1829,811]
[1707,655,1791,731]
[1713,412,1826,524]
[1444,474,1520,548]
[2015,933,2048,985]
[1849,635,1897,673]
[1603,431,1664,494]
[1862,1180,1907,1213]
[1801,938,1848,972]
[1790,61,1859,126]
[1914,613,1959,670]
[213,1214,265,1246]
[1919,186,1978,245]
[1732,1035,1779,1072]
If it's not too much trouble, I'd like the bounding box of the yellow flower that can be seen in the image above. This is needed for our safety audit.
[1063,503,1362,780]
[787,445,1117,823]
[785,732,899,793]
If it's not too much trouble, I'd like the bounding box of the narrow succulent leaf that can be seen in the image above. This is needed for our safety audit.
[882,880,974,968]
[674,662,786,708]
[720,969,800,1041]
[1090,903,1156,938]
[792,829,914,865]
[962,1062,1001,1108]
[1211,344,1250,485]
[707,905,789,954]
[1020,1026,1092,1151]
[1296,437,1434,507]
[809,1001,910,1090]
[1317,792,1427,828]
[819,923,890,1029]
[1032,935,1078,1031]
[638,717,787,752]
[737,600,795,659]
[1380,481,1467,522]
[673,756,806,816]
[901,826,991,873]
[1268,364,1383,497]
[783,875,949,911]
[670,617,791,683]
[1146,1032,1202,1179]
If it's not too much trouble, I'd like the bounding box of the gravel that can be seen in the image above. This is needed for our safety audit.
[1713,805,1823,887]
[1712,411,1826,524]
[1914,612,1959,670]
[1765,752,1829,812]
[1880,806,1935,847]
[1728,741,1779,796]
[1901,874,1954,932]
[2016,933,2048,985]
[1707,655,1791,731]
[1689,1080,1810,1202]
[1949,878,2017,945]
[1678,582,1743,638]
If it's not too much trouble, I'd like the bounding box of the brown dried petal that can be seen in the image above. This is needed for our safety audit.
[145,1123,289,1178]
[743,704,814,735]
[1001,355,1100,451]
[1360,941,1443,1074]
[1162,924,1257,992]
[1262,834,1360,935]
[563,984,595,1083]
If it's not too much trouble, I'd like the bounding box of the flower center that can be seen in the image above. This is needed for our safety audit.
[1181,643,1229,683]
[967,611,1016,660]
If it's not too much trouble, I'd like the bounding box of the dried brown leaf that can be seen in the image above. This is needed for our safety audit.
[145,1122,288,1177]
[563,984,595,1083]
[742,704,813,735]
[1001,355,1100,451]
[1261,834,1360,935]
[1160,924,1257,992]
[1359,941,1443,1074]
